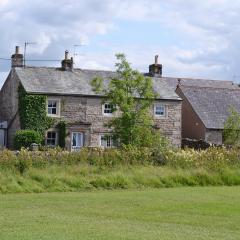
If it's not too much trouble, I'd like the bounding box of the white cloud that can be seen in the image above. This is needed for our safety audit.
[1,0,240,85]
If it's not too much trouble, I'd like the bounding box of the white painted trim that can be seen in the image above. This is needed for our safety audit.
[71,132,84,152]
[102,103,113,117]
[99,134,115,148]
[46,97,61,118]
[154,104,167,119]
[45,129,59,147]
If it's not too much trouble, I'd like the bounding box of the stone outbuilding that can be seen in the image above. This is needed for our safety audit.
[176,84,240,145]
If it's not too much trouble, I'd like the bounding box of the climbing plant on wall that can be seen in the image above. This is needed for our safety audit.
[57,121,66,148]
[18,84,55,138]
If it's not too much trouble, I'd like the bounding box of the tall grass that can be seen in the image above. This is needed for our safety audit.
[0,146,240,193]
[1,165,240,193]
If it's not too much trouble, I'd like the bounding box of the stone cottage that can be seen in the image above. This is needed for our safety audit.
[0,47,182,150]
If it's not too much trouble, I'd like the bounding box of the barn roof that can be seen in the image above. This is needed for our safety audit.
[179,85,240,129]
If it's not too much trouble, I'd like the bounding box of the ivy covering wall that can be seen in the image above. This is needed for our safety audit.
[18,84,55,138]
[57,121,66,148]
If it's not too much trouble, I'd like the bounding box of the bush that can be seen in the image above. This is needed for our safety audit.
[14,130,42,150]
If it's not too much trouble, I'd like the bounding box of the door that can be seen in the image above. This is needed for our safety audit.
[71,132,83,151]
[0,129,5,148]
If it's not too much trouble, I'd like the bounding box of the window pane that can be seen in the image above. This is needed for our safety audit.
[77,133,82,146]
[104,103,113,114]
[52,108,57,114]
[155,106,165,116]
[46,131,57,146]
[101,135,115,148]
[48,101,53,107]
[106,136,111,147]
[101,136,106,147]
[72,133,76,147]
[47,100,58,115]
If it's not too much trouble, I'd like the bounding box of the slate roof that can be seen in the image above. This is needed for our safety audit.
[179,86,240,129]
[14,66,240,129]
[15,67,181,101]
[159,76,239,90]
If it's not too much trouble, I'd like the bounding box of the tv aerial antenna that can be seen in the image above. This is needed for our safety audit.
[24,42,37,67]
[73,44,85,65]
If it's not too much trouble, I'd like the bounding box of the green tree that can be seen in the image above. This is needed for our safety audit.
[223,107,240,146]
[91,53,167,148]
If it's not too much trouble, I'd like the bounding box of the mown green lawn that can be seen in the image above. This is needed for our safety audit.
[0,187,240,240]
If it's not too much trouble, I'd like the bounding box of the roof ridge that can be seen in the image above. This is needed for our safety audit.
[18,67,236,83]
[180,84,240,91]
[163,76,234,83]
[80,68,115,73]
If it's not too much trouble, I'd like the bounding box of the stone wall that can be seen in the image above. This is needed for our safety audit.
[0,70,19,122]
[0,69,21,148]
[53,96,182,148]
[152,100,182,147]
[205,130,223,145]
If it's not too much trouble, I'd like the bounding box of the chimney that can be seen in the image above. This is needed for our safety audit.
[149,55,162,77]
[61,50,73,70]
[11,46,23,68]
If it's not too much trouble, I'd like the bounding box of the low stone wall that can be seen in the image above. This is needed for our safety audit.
[182,138,210,150]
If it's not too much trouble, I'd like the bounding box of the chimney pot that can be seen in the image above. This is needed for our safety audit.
[65,50,69,60]
[61,50,73,71]
[15,46,19,54]
[11,46,23,68]
[149,55,162,77]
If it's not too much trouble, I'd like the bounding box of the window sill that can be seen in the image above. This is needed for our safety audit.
[47,114,61,118]
[102,113,114,117]
[154,115,167,119]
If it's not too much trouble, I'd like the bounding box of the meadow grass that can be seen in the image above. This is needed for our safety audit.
[1,164,240,193]
[0,187,240,240]
[0,147,240,193]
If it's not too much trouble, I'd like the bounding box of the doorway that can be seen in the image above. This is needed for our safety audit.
[71,132,83,151]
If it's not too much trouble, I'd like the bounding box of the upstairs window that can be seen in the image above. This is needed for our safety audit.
[46,131,57,146]
[47,99,60,116]
[154,105,166,117]
[102,103,114,115]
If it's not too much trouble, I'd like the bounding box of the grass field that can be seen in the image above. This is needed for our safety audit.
[1,187,240,240]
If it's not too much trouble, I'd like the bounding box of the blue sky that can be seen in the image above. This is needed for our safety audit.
[1,0,240,88]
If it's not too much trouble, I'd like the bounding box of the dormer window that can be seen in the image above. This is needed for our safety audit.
[47,98,60,117]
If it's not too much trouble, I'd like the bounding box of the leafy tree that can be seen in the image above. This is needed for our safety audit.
[223,107,240,146]
[91,53,167,148]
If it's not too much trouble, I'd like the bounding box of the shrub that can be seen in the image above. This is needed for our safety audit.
[14,130,42,150]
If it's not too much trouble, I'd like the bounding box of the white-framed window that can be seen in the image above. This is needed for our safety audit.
[46,131,58,146]
[100,135,116,148]
[47,99,60,117]
[102,103,114,116]
[154,105,166,117]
